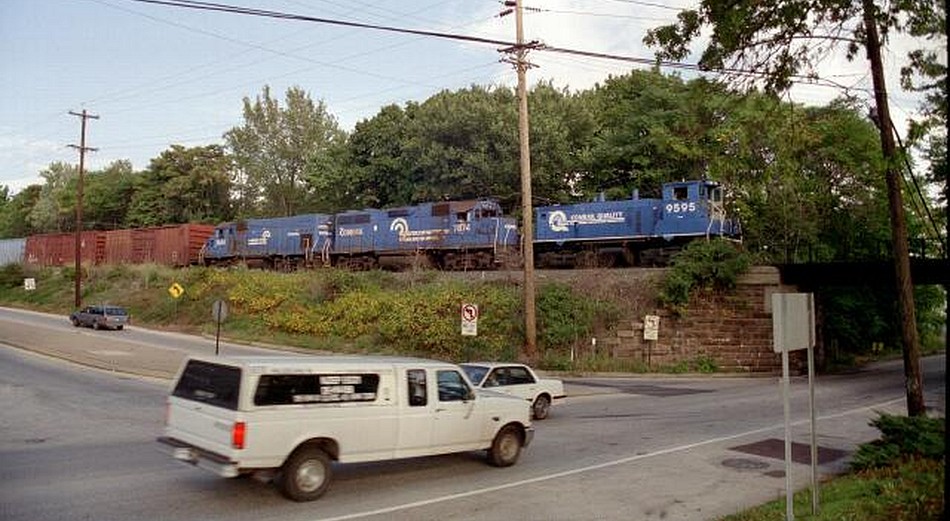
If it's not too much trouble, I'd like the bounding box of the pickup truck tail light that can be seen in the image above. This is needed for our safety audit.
[232,422,246,450]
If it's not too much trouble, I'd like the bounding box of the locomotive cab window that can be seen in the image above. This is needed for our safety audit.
[710,187,723,203]
[673,187,689,200]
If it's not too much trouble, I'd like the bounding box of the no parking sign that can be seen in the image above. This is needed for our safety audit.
[460,303,479,336]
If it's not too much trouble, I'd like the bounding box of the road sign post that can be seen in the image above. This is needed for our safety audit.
[772,293,818,520]
[212,300,228,355]
[461,303,479,337]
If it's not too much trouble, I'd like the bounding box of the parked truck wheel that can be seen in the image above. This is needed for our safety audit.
[277,447,332,502]
[487,425,523,467]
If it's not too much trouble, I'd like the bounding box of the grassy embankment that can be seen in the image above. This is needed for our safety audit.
[0,263,649,370]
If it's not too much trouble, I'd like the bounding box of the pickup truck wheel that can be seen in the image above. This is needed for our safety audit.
[532,394,551,420]
[93,321,101,330]
[277,447,332,502]
[488,425,523,467]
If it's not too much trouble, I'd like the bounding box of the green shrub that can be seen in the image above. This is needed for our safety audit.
[0,263,25,288]
[658,239,751,314]
[851,413,945,471]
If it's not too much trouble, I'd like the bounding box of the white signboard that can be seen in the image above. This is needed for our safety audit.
[643,315,660,341]
[461,303,479,336]
[23,278,35,291]
[772,293,815,353]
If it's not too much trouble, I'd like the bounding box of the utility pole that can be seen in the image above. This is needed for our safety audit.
[861,0,924,416]
[501,0,539,361]
[68,109,99,309]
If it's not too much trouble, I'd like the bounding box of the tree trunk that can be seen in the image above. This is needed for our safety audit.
[862,0,926,416]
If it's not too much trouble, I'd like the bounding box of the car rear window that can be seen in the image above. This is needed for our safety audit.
[105,307,128,316]
[172,360,241,410]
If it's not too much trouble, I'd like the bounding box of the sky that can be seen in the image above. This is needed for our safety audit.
[0,0,942,194]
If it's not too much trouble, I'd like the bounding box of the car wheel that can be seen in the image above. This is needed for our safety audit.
[487,425,523,467]
[277,447,332,502]
[532,394,551,420]
[116,325,123,331]
[93,321,101,330]
[71,318,80,327]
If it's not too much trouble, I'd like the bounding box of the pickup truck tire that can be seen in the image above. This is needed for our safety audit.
[277,447,333,502]
[532,394,551,420]
[488,425,523,467]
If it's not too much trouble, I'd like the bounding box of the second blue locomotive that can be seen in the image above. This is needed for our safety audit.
[200,179,740,270]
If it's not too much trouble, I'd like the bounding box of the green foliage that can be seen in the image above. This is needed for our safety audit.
[0,263,25,288]
[658,239,751,313]
[850,413,945,472]
[226,85,346,217]
[720,457,944,521]
[127,146,232,227]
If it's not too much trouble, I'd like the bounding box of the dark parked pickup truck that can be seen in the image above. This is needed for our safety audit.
[69,305,129,330]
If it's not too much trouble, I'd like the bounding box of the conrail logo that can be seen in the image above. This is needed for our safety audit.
[548,211,569,232]
[390,218,409,234]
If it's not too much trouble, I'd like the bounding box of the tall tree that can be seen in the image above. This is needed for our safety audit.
[226,86,345,217]
[84,160,136,230]
[29,162,78,233]
[645,0,940,416]
[127,145,233,227]
[0,185,41,238]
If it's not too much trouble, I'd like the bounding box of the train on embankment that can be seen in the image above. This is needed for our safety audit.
[8,179,740,271]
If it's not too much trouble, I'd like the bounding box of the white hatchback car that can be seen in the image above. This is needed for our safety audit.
[460,363,565,420]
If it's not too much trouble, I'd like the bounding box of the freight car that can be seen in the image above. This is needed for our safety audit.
[0,238,25,267]
[24,224,215,268]
[533,179,740,268]
[330,199,519,270]
[200,214,333,270]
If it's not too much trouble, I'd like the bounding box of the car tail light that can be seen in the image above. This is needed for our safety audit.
[232,422,246,450]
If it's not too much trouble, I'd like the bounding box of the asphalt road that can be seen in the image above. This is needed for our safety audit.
[0,309,945,521]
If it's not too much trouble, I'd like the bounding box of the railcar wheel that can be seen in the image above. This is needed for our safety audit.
[277,447,333,502]
[487,425,523,467]
[532,394,551,420]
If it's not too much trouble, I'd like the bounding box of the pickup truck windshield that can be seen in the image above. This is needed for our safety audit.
[172,360,241,410]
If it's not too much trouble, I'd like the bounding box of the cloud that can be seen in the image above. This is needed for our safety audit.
[0,133,72,194]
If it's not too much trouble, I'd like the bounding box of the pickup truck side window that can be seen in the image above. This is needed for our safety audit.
[255,374,380,405]
[437,370,472,402]
[407,369,427,407]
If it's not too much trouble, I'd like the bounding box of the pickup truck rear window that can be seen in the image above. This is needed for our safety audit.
[172,360,241,410]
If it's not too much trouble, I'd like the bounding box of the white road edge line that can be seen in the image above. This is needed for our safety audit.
[315,397,905,521]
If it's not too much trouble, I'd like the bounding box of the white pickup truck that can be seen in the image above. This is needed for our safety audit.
[158,355,534,501]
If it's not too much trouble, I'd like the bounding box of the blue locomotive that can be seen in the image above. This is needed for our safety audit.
[202,199,520,270]
[201,213,333,270]
[534,179,741,267]
[199,179,738,271]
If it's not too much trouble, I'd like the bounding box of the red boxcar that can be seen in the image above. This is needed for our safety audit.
[104,229,134,265]
[24,224,215,267]
[132,224,215,267]
[25,231,104,267]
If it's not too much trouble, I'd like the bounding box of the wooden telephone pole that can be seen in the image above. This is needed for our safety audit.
[68,109,99,309]
[501,0,540,361]
[861,0,924,416]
